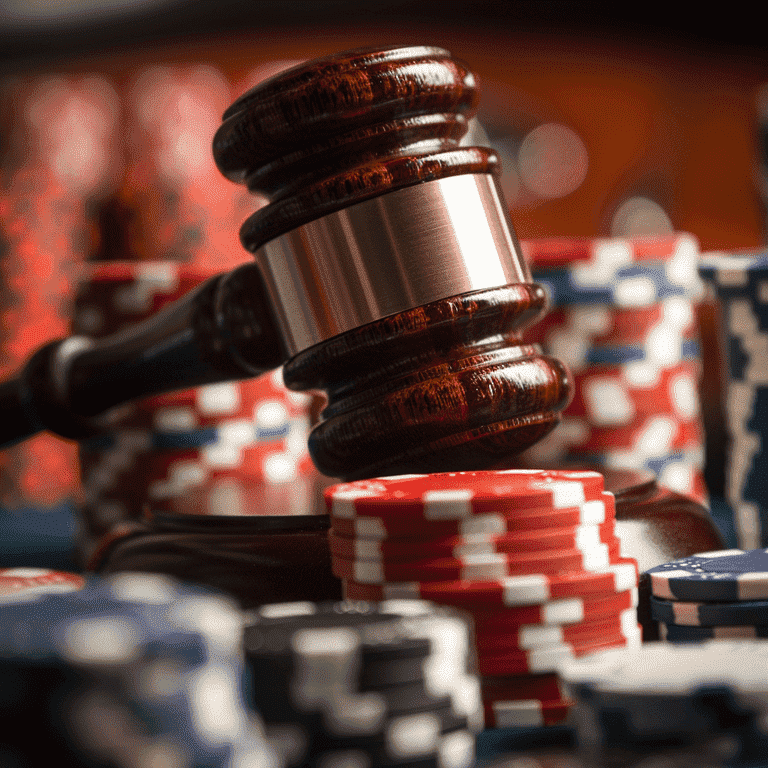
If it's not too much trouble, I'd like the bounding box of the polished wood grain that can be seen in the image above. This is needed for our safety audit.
[213,45,571,479]
[285,284,569,479]
[214,47,494,252]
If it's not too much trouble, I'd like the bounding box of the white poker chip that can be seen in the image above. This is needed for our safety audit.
[559,640,768,697]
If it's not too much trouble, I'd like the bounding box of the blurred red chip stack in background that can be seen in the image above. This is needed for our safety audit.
[0,74,121,517]
[71,59,323,566]
[72,261,319,565]
[114,63,253,268]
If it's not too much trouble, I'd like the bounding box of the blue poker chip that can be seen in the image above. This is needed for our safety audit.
[660,622,768,642]
[650,594,768,626]
[583,339,699,366]
[699,253,768,294]
[646,549,768,602]
[699,254,768,346]
[81,422,289,452]
[0,574,274,768]
[534,264,692,308]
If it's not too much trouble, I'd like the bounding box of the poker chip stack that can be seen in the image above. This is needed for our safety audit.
[520,235,707,504]
[243,599,481,768]
[117,64,251,269]
[699,253,768,548]
[324,470,641,729]
[0,572,279,768]
[560,641,768,767]
[0,73,121,513]
[646,548,768,642]
[72,261,317,562]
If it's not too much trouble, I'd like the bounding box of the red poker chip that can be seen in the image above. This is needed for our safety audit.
[325,470,606,519]
[128,371,313,429]
[555,416,703,456]
[331,535,621,573]
[145,444,315,491]
[520,233,697,269]
[328,519,617,559]
[73,261,221,336]
[483,697,573,728]
[469,589,638,630]
[567,361,702,425]
[525,302,698,351]
[476,629,642,676]
[0,568,86,599]
[149,473,319,517]
[331,541,621,583]
[341,558,639,606]
[119,64,243,267]
[329,492,615,539]
[474,613,641,653]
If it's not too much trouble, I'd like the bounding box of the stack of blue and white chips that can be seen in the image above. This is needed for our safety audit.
[0,573,279,768]
[646,548,768,641]
[700,253,768,549]
[560,640,768,766]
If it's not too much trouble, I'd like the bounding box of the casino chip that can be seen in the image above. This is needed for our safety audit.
[647,548,768,602]
[650,594,768,627]
[521,235,707,504]
[328,519,617,558]
[477,630,642,676]
[331,542,620,583]
[645,549,768,643]
[0,568,85,599]
[559,640,768,761]
[73,261,319,557]
[243,600,480,767]
[327,470,607,518]
[0,573,278,768]
[342,562,638,606]
[330,493,613,538]
[660,622,768,641]
[325,470,640,730]
[700,252,768,546]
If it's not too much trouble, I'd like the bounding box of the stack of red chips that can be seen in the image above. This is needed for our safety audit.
[520,235,708,504]
[73,261,318,563]
[324,470,641,728]
[116,64,252,269]
[0,74,120,512]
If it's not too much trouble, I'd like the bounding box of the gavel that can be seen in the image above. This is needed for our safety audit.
[0,46,572,482]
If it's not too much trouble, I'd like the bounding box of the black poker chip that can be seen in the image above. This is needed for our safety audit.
[359,652,427,689]
[242,599,481,763]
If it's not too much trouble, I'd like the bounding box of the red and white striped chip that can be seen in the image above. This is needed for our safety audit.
[332,540,622,583]
[326,470,607,520]
[328,519,617,559]
[341,560,639,606]
[483,697,573,728]
[477,628,642,676]
[330,493,614,538]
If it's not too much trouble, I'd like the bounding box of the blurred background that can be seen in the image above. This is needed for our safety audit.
[1,0,767,566]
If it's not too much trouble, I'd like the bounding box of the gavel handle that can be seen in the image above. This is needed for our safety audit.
[0,263,287,449]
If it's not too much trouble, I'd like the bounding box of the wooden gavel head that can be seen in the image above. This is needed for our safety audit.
[212,46,571,480]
